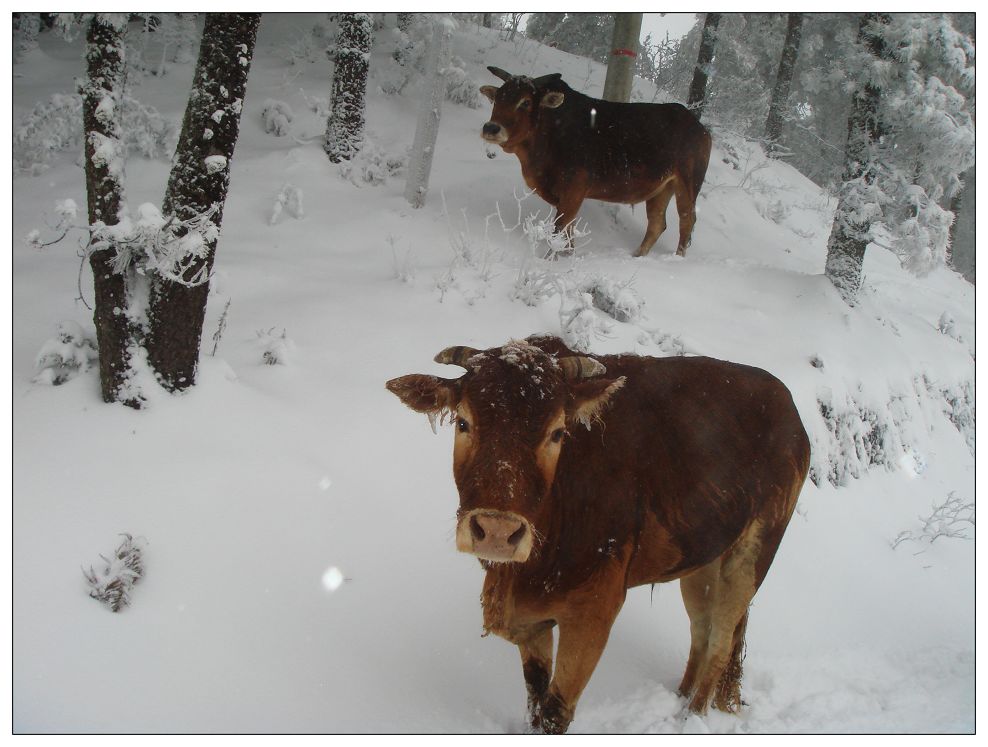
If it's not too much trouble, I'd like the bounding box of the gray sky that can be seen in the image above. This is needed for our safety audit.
[640,13,697,43]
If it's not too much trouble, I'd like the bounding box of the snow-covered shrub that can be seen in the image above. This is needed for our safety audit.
[338,138,405,187]
[14,92,177,174]
[283,22,331,65]
[83,534,146,613]
[300,88,330,119]
[119,95,179,159]
[270,184,304,224]
[443,55,481,108]
[387,235,416,284]
[891,492,975,549]
[256,328,295,366]
[560,291,613,352]
[261,99,294,137]
[34,321,98,385]
[13,93,83,175]
[583,275,644,323]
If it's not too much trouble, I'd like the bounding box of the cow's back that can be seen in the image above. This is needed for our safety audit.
[535,86,710,186]
[555,353,809,586]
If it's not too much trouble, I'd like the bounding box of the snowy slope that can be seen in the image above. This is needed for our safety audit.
[12,15,975,733]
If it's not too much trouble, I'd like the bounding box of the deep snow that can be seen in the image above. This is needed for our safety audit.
[12,14,975,733]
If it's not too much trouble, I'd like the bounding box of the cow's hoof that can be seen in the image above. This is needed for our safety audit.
[539,693,573,734]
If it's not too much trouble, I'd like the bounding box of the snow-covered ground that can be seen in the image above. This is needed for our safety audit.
[12,15,975,733]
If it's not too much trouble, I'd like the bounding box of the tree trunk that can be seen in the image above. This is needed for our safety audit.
[602,13,643,103]
[404,18,451,209]
[765,13,804,156]
[824,13,891,305]
[687,12,722,119]
[325,13,372,164]
[947,166,975,282]
[145,13,261,391]
[82,14,139,405]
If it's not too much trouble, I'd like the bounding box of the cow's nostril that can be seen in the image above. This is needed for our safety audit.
[482,122,501,136]
[470,515,486,541]
[508,524,527,547]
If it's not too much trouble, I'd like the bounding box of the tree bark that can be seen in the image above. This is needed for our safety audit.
[325,13,372,164]
[687,12,722,120]
[404,18,451,208]
[145,13,261,391]
[82,14,138,405]
[824,13,891,305]
[602,13,643,103]
[765,13,804,156]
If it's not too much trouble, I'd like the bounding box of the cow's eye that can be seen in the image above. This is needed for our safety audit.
[517,98,531,110]
[457,418,471,434]
[550,428,566,444]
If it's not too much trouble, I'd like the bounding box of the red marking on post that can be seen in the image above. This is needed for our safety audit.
[612,48,637,58]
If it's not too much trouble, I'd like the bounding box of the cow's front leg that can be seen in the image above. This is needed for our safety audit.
[517,623,554,731]
[540,596,624,733]
[550,187,587,257]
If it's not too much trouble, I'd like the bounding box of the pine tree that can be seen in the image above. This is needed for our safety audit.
[687,13,722,119]
[81,14,140,405]
[404,17,452,208]
[824,14,892,305]
[765,13,804,156]
[325,13,372,164]
[145,13,261,391]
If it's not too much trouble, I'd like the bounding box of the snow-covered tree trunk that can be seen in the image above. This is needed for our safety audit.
[765,12,804,156]
[404,17,452,209]
[82,14,141,406]
[824,13,891,305]
[325,13,371,164]
[687,12,722,120]
[397,13,414,34]
[145,13,260,391]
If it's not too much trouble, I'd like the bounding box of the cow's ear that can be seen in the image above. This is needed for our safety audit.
[540,91,565,109]
[566,376,625,429]
[480,85,499,102]
[386,374,459,417]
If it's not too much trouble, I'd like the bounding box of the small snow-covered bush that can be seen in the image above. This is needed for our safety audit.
[256,328,295,366]
[34,321,98,385]
[892,492,975,549]
[14,92,177,174]
[560,291,613,352]
[338,139,405,187]
[270,184,304,224]
[583,275,645,323]
[83,534,146,613]
[443,55,481,108]
[13,94,83,175]
[261,99,294,137]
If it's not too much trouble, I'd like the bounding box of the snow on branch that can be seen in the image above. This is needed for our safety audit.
[90,202,221,288]
[83,534,146,612]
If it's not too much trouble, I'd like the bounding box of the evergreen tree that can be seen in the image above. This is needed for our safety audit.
[404,18,452,208]
[325,13,372,164]
[526,13,613,64]
[765,13,804,155]
[687,12,722,119]
[146,13,261,390]
[81,14,138,404]
[824,13,891,305]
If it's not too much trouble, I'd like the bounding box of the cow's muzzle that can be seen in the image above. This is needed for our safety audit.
[456,509,533,562]
[481,122,507,144]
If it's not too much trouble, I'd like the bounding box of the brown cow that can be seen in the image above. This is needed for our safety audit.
[480,68,712,257]
[387,336,810,733]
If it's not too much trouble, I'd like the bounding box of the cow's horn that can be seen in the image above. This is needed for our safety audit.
[533,73,562,87]
[487,66,512,81]
[434,346,481,369]
[559,356,607,379]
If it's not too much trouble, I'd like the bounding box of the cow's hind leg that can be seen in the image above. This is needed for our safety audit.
[677,562,720,698]
[673,180,698,257]
[681,521,764,714]
[634,182,675,257]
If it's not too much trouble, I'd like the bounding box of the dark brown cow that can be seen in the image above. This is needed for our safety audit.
[386,336,810,733]
[480,68,712,257]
